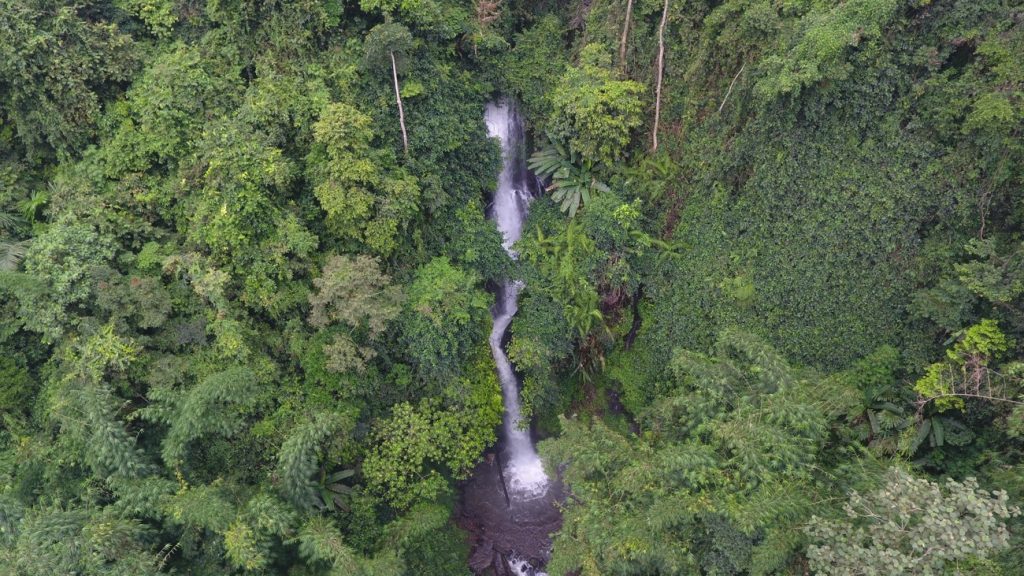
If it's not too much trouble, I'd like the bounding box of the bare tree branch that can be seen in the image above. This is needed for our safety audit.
[390,51,409,154]
[652,0,668,152]
[718,63,745,114]
[918,392,1024,408]
[619,0,634,72]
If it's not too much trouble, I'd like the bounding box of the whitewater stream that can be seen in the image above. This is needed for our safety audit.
[457,100,562,575]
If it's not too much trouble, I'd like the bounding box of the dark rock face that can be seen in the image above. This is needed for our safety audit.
[457,450,563,575]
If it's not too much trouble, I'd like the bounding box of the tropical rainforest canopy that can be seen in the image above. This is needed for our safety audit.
[0,0,1022,574]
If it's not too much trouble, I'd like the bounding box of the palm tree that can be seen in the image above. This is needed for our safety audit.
[528,137,609,217]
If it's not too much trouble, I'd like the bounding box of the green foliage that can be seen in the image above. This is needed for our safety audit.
[548,43,644,165]
[629,0,1024,378]
[297,515,362,573]
[364,397,499,508]
[0,357,35,418]
[0,239,28,273]
[95,271,172,331]
[0,2,505,574]
[915,319,1012,412]
[45,324,144,480]
[646,110,941,369]
[442,199,511,281]
[821,345,916,455]
[360,0,467,39]
[99,42,240,177]
[0,0,1022,574]
[955,239,1024,307]
[1,506,159,576]
[116,0,178,37]
[186,119,319,312]
[522,220,604,340]
[309,254,403,373]
[806,468,1021,575]
[509,287,572,412]
[949,318,1012,365]
[15,219,115,342]
[400,257,489,384]
[512,192,654,414]
[307,102,420,256]
[364,336,500,510]
[756,0,904,99]
[541,331,838,575]
[386,503,471,575]
[363,23,415,73]
[161,482,236,533]
[0,1,138,160]
[223,519,266,571]
[500,15,567,129]
[915,362,966,412]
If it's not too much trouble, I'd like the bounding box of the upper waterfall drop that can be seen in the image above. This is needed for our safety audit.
[485,101,531,255]
[484,100,550,501]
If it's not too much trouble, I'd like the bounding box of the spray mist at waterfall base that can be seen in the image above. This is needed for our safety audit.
[456,101,563,575]
[457,443,564,575]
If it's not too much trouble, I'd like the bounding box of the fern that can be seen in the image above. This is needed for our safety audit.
[297,516,360,573]
[139,366,261,466]
[8,506,160,576]
[381,502,449,549]
[275,412,353,510]
[47,326,145,480]
[161,483,236,533]
[19,188,49,224]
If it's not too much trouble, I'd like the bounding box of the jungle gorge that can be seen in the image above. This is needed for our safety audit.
[0,0,1023,574]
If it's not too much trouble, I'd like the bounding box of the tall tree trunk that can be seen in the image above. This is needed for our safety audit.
[652,0,668,152]
[718,63,745,113]
[390,50,409,154]
[619,0,634,72]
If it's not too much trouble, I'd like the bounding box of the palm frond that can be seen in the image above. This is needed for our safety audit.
[0,211,22,233]
[0,239,29,271]
[528,137,610,217]
[19,189,49,224]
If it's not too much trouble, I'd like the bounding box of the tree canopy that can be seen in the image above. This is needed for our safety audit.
[0,0,1022,574]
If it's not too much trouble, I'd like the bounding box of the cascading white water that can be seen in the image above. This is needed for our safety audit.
[457,99,559,576]
[485,100,550,501]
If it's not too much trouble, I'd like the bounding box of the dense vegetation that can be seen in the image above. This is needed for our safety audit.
[0,0,1022,574]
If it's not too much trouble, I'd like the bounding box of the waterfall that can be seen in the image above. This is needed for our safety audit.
[485,100,550,501]
[458,100,559,576]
